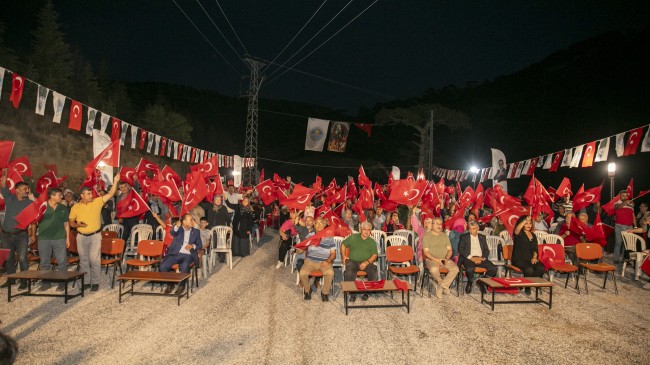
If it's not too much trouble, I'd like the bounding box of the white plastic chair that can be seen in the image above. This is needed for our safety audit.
[211,226,233,269]
[125,224,153,262]
[549,222,559,234]
[155,225,164,240]
[499,230,512,245]
[543,234,564,246]
[621,232,647,280]
[371,230,387,276]
[103,223,124,240]
[534,231,547,243]
[486,235,506,277]
[482,227,494,236]
[394,229,416,249]
[386,235,407,247]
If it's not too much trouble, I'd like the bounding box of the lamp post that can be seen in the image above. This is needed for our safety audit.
[608,162,616,200]
[470,166,479,189]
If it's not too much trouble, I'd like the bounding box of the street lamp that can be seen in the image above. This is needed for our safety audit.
[608,162,616,200]
[470,166,479,189]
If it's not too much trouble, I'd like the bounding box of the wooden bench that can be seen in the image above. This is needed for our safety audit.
[341,280,412,315]
[478,277,554,311]
[4,270,86,304]
[117,271,191,306]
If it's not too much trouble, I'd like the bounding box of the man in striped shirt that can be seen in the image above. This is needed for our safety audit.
[298,218,336,302]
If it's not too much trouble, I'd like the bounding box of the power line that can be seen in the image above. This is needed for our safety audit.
[267,0,378,86]
[214,0,250,55]
[195,0,243,62]
[265,0,354,79]
[171,0,240,76]
[263,0,328,75]
[256,57,395,99]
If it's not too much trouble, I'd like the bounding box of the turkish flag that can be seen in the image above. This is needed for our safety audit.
[283,186,315,210]
[581,141,597,167]
[36,170,59,195]
[624,127,644,156]
[351,198,366,222]
[110,118,121,142]
[322,208,345,228]
[347,178,358,199]
[213,174,225,196]
[84,138,120,176]
[159,137,167,157]
[388,179,427,206]
[135,158,159,180]
[4,167,23,194]
[15,193,48,229]
[68,100,83,131]
[273,173,290,190]
[572,184,603,211]
[149,180,182,202]
[354,123,372,137]
[358,165,371,188]
[549,151,563,172]
[43,163,58,175]
[555,177,572,199]
[199,155,219,177]
[526,157,538,175]
[161,165,181,186]
[324,178,337,195]
[324,184,347,206]
[205,177,222,203]
[0,141,15,168]
[180,171,208,216]
[8,156,32,177]
[626,178,634,198]
[458,186,474,210]
[523,176,538,207]
[116,190,150,218]
[119,167,136,186]
[601,196,619,216]
[379,199,398,212]
[139,129,147,149]
[406,171,415,181]
[9,73,25,108]
[373,182,387,201]
[312,175,322,192]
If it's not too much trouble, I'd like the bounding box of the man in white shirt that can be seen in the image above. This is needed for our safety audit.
[458,221,497,294]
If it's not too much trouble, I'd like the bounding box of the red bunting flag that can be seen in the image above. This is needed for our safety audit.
[581,141,597,167]
[15,193,48,229]
[624,127,644,156]
[0,141,15,168]
[115,190,150,218]
[159,137,167,157]
[84,139,120,177]
[8,156,32,177]
[110,117,121,142]
[138,129,147,149]
[549,151,563,172]
[9,73,25,108]
[68,100,83,131]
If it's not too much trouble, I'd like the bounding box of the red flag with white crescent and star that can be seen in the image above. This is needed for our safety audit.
[9,73,25,108]
[555,178,572,200]
[15,193,49,229]
[358,165,371,188]
[110,117,121,142]
[149,180,182,202]
[199,155,219,177]
[161,165,181,186]
[84,138,121,177]
[624,127,644,156]
[572,184,603,211]
[0,141,15,168]
[180,171,209,216]
[135,158,159,180]
[581,141,597,167]
[119,167,136,186]
[36,170,59,195]
[159,137,167,157]
[68,100,83,131]
[388,179,427,206]
[115,190,150,218]
[549,151,563,172]
[8,156,32,177]
[138,129,147,149]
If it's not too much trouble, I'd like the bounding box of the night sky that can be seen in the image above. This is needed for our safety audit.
[2,0,649,112]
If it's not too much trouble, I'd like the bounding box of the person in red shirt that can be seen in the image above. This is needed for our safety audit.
[613,190,636,263]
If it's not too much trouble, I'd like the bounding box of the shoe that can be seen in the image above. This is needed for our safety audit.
[82,284,92,291]
[17,281,28,290]
[175,285,186,295]
[524,287,531,295]
[361,294,369,301]
[349,295,357,303]
[435,284,443,298]
[321,294,329,302]
[39,283,52,292]
[442,286,451,295]
[91,284,99,292]
[56,284,66,292]
[465,281,473,294]
[164,284,175,294]
[275,261,283,269]
[304,291,311,300]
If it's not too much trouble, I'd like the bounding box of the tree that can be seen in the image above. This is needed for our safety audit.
[140,103,193,143]
[30,0,74,93]
[375,103,471,174]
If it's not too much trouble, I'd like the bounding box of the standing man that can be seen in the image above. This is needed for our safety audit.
[37,187,70,291]
[613,190,636,263]
[0,171,34,289]
[69,174,120,291]
[342,221,379,302]
[458,220,497,294]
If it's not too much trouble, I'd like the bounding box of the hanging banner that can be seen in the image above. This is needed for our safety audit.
[52,92,66,124]
[233,155,242,187]
[327,121,350,153]
[91,130,114,187]
[491,148,508,192]
[86,108,97,136]
[35,85,49,116]
[304,118,329,152]
[595,137,610,162]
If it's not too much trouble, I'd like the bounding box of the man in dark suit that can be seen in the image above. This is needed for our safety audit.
[458,221,497,294]
[160,213,202,294]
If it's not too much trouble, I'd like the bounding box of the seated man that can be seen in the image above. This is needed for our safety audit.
[422,217,459,298]
[342,221,379,302]
[458,221,497,294]
[298,218,336,302]
[160,214,202,294]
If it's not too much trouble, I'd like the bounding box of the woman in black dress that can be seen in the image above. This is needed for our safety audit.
[233,197,254,257]
[512,215,546,290]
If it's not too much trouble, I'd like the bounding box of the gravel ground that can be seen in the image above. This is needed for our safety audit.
[1,230,649,365]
